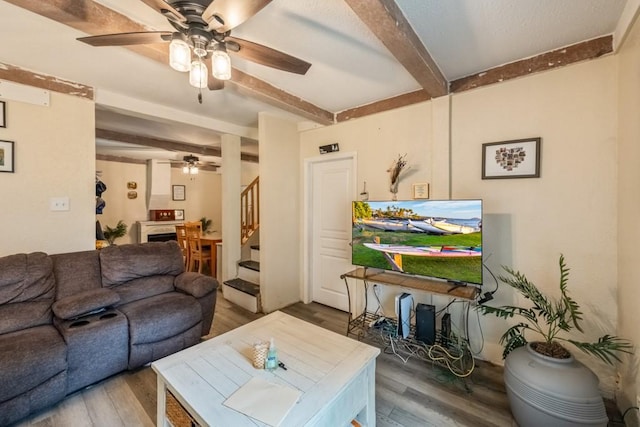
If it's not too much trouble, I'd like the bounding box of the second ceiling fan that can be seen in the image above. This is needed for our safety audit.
[78,0,311,96]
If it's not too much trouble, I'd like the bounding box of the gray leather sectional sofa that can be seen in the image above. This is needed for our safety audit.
[0,241,218,426]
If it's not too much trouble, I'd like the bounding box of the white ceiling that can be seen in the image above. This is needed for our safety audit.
[0,0,633,161]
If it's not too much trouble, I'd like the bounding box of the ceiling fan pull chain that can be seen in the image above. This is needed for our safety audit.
[198,87,203,104]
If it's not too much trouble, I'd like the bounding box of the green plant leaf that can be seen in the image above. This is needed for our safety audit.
[557,254,584,333]
[477,304,538,325]
[499,323,529,359]
[500,267,555,324]
[566,335,634,365]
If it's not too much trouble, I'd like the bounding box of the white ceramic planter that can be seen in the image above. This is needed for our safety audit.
[504,343,608,427]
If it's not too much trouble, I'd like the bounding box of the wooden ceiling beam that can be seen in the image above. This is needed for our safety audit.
[336,89,430,122]
[96,153,219,171]
[229,69,335,125]
[4,0,168,63]
[344,0,448,99]
[5,0,335,125]
[96,128,259,163]
[96,153,146,165]
[451,36,613,93]
[0,61,94,100]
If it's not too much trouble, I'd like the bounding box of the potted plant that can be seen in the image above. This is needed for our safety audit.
[200,217,215,234]
[477,255,632,427]
[103,220,127,245]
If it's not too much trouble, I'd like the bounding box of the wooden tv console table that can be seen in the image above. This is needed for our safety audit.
[340,267,480,377]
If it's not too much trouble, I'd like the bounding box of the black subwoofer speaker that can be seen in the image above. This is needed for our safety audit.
[415,303,436,345]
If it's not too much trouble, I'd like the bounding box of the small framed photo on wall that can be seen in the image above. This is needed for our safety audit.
[0,101,5,128]
[172,185,186,201]
[0,140,15,173]
[482,137,541,179]
[412,183,430,199]
[175,209,185,221]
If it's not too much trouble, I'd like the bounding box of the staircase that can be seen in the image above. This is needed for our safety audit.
[223,245,262,313]
[222,177,261,313]
[241,176,259,244]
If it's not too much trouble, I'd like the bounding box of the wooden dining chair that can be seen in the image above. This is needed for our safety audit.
[185,222,212,274]
[175,224,189,268]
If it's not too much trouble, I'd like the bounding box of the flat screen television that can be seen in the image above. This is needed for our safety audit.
[352,199,482,286]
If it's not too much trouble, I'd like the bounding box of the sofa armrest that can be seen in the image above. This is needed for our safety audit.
[52,288,120,320]
[174,272,218,298]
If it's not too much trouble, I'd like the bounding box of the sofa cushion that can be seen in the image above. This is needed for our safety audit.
[52,288,120,320]
[100,242,184,287]
[174,272,218,298]
[118,292,202,345]
[51,250,102,300]
[0,325,67,402]
[113,275,175,306]
[0,252,55,334]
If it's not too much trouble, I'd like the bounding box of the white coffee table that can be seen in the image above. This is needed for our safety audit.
[152,310,380,427]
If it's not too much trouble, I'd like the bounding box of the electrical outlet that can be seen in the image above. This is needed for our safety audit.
[50,197,70,211]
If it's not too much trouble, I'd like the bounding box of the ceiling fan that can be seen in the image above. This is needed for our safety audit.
[77,0,311,100]
[170,154,219,174]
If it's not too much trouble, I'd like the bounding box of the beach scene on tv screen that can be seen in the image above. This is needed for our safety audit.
[352,200,483,284]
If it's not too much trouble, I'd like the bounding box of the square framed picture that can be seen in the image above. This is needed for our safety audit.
[0,101,5,128]
[412,183,430,199]
[175,209,184,221]
[0,140,15,173]
[482,138,541,179]
[172,185,186,201]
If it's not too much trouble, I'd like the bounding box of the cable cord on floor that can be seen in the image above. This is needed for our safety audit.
[427,342,475,378]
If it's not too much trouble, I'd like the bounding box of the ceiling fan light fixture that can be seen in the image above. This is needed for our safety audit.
[189,59,208,88]
[211,44,231,81]
[169,35,191,72]
[190,166,199,175]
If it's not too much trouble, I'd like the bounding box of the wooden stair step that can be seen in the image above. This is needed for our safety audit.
[238,260,260,272]
[223,278,260,297]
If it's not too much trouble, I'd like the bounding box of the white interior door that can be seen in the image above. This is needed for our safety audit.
[310,156,355,311]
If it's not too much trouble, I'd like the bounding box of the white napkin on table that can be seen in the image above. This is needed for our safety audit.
[223,377,302,426]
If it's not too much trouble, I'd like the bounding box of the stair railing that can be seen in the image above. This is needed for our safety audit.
[241,176,259,244]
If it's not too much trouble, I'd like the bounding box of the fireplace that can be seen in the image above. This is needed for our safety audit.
[137,220,183,243]
[147,232,177,242]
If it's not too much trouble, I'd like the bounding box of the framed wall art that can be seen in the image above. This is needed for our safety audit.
[0,140,14,173]
[482,137,541,179]
[412,183,430,199]
[175,209,185,221]
[0,101,5,128]
[172,185,186,201]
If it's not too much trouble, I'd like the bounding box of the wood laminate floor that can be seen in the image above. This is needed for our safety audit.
[14,294,625,427]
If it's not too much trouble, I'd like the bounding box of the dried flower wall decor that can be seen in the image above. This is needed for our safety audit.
[387,154,408,200]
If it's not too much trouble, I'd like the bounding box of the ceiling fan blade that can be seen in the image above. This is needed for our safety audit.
[139,0,186,22]
[208,78,225,91]
[77,31,172,47]
[203,0,272,32]
[226,37,311,75]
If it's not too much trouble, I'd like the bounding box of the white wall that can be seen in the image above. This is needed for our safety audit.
[0,92,95,256]
[300,102,434,201]
[299,56,622,395]
[452,57,620,393]
[617,12,640,422]
[259,113,301,312]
